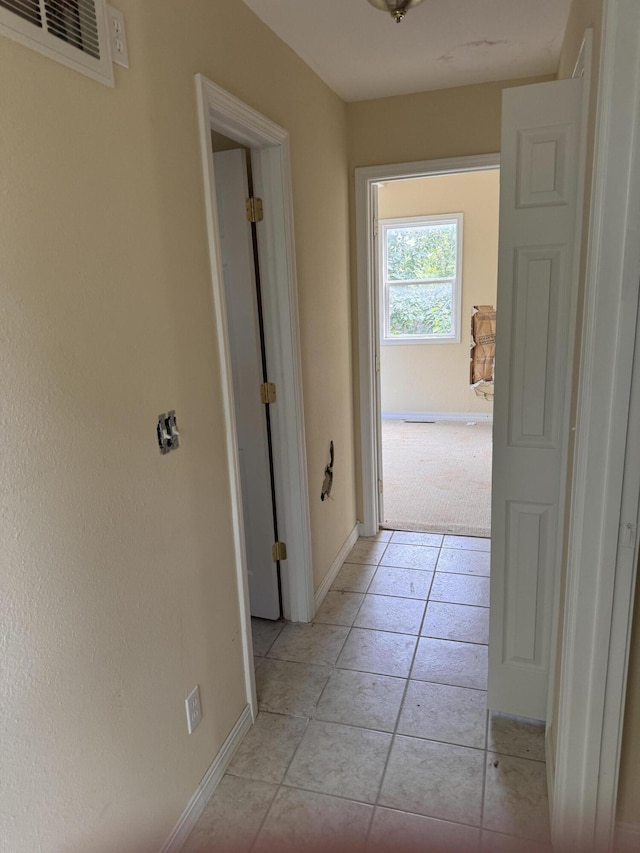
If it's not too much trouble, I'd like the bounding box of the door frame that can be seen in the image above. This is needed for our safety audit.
[551,1,640,849]
[195,75,315,712]
[355,153,500,537]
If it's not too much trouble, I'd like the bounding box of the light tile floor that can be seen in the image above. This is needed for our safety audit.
[184,532,549,853]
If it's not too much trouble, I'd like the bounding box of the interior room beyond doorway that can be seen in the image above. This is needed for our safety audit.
[382,419,492,536]
[377,170,499,537]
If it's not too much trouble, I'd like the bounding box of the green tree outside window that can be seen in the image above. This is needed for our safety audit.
[384,220,459,340]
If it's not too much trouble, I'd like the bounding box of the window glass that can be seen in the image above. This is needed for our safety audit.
[388,281,453,337]
[386,223,456,280]
[381,216,462,344]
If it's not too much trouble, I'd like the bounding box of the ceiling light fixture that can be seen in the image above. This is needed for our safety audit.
[367,0,425,23]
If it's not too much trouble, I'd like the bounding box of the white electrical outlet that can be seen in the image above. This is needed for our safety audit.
[107,5,129,69]
[185,685,202,734]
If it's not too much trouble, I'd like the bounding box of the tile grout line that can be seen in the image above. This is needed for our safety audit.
[226,707,546,765]
[252,537,390,848]
[480,707,492,835]
[248,712,314,851]
[251,540,388,851]
[245,542,544,843]
[368,556,436,822]
[370,543,490,836]
[255,620,286,659]
[246,780,282,852]
[245,534,548,850]
[330,533,396,846]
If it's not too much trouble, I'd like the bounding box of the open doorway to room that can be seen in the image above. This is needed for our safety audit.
[376,169,499,537]
[210,131,284,622]
[196,75,316,717]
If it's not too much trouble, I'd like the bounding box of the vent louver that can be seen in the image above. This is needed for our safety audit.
[44,0,100,59]
[0,0,112,85]
[0,0,42,27]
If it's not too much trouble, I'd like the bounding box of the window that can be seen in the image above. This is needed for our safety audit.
[380,213,463,344]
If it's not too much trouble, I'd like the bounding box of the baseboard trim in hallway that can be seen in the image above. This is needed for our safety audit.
[160,704,253,853]
[382,411,493,423]
[313,523,360,615]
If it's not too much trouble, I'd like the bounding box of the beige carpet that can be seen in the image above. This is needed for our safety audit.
[381,419,492,537]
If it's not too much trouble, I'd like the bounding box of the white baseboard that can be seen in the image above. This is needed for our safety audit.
[615,821,640,852]
[382,411,493,423]
[160,704,253,853]
[313,523,360,614]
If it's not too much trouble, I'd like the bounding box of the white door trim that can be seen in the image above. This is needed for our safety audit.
[552,1,640,849]
[195,75,315,712]
[355,154,500,535]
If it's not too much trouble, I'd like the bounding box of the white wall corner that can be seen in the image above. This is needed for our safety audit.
[313,523,360,614]
[159,704,253,853]
[615,822,640,853]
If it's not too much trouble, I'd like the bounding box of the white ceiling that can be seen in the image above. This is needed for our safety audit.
[242,0,572,102]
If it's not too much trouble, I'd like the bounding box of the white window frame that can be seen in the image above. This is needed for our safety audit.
[380,213,463,346]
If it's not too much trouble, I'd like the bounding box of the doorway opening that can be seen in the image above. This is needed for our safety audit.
[375,171,499,537]
[356,154,500,540]
[212,136,283,620]
[355,160,500,760]
[196,74,315,713]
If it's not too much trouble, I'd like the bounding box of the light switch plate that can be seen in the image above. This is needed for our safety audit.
[157,410,179,455]
[185,685,202,734]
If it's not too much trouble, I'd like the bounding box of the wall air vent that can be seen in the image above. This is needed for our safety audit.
[0,0,113,86]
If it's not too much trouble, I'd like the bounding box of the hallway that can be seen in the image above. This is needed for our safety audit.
[184,532,549,852]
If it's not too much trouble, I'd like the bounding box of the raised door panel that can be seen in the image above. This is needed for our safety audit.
[489,77,583,719]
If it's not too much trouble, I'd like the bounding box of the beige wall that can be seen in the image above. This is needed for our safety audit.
[378,171,499,415]
[347,75,554,171]
[0,1,355,850]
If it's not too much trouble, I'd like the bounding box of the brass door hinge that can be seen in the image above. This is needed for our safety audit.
[260,382,277,404]
[378,479,384,494]
[246,197,264,223]
[272,541,287,562]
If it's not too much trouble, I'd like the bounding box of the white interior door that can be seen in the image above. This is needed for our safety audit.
[214,148,280,620]
[489,77,584,719]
